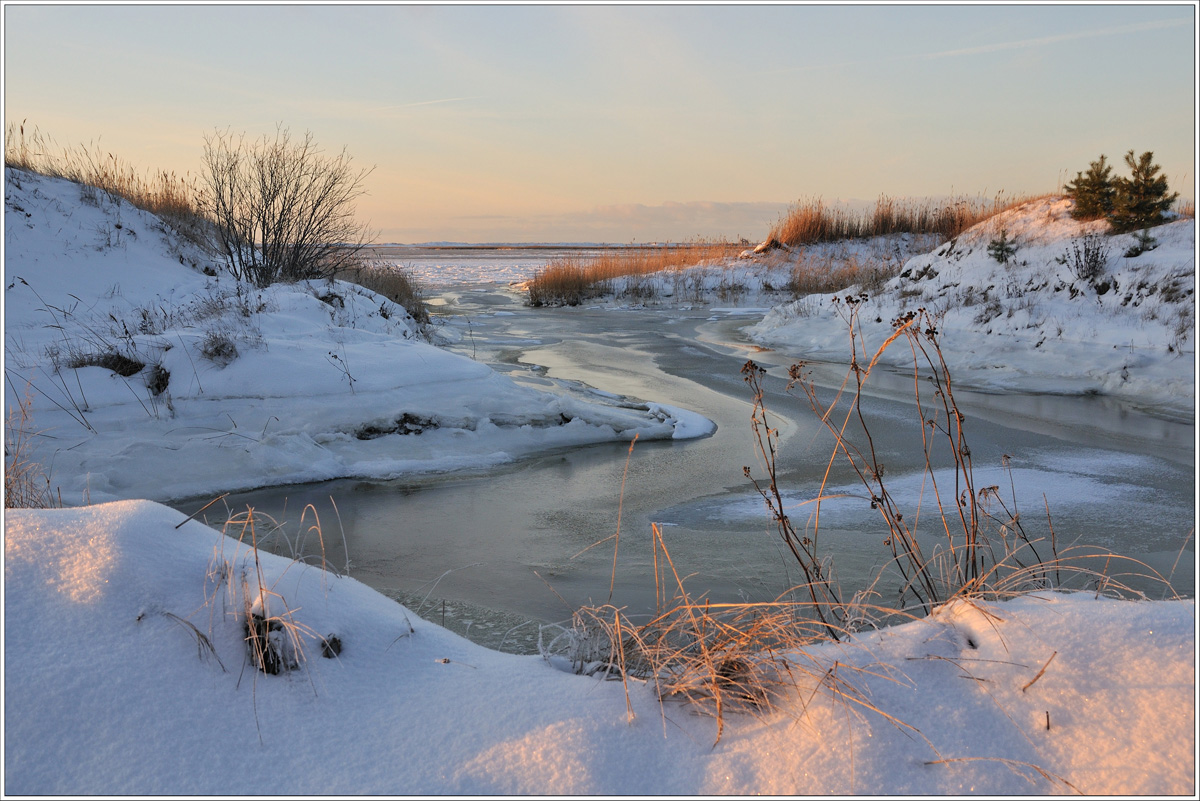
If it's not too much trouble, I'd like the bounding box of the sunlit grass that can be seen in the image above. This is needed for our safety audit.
[334,259,431,327]
[5,121,205,231]
[527,240,741,306]
[785,250,899,297]
[768,193,1053,248]
[545,300,1185,751]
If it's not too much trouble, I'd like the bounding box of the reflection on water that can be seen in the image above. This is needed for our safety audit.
[171,275,1195,652]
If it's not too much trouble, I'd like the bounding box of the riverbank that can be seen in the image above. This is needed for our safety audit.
[5,499,1194,794]
[3,169,712,506]
[5,168,1195,795]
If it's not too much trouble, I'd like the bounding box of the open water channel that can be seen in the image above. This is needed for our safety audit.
[173,249,1196,653]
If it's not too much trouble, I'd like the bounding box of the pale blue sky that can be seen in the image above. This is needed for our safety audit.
[3,4,1195,242]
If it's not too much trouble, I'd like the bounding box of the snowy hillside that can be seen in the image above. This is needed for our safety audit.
[4,500,1193,795]
[749,197,1196,417]
[2,169,712,504]
[3,171,1195,797]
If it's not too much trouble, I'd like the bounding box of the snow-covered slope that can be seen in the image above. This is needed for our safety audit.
[3,500,1193,795]
[3,169,712,503]
[749,197,1195,417]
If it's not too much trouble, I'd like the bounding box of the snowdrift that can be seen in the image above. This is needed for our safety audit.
[749,197,1195,418]
[3,169,713,504]
[4,500,1193,795]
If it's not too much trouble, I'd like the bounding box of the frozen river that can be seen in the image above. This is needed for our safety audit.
[176,248,1196,651]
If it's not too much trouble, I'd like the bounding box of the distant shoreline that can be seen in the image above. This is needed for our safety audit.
[366,241,748,254]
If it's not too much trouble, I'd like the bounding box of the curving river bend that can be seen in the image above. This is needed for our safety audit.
[173,277,1195,652]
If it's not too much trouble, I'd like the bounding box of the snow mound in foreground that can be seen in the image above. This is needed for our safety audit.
[3,169,713,503]
[4,500,1194,795]
[750,197,1195,417]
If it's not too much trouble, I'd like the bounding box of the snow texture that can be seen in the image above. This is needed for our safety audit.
[748,197,1195,419]
[3,169,1195,796]
[3,169,713,505]
[3,500,1194,795]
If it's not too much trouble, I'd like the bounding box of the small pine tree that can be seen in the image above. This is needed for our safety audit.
[1108,150,1178,233]
[1064,155,1116,220]
[987,229,1017,265]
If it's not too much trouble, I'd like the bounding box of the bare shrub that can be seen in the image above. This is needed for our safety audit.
[200,126,375,287]
[1057,233,1110,282]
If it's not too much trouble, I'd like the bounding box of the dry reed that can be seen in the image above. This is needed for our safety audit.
[769,194,1051,248]
[786,252,898,298]
[527,241,740,306]
[334,259,430,326]
[5,121,206,231]
[552,295,1175,747]
[4,387,57,509]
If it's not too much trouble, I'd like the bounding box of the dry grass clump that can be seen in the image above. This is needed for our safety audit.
[334,259,430,326]
[194,499,350,734]
[4,389,57,509]
[5,121,206,233]
[527,241,740,306]
[769,194,1050,248]
[786,252,898,298]
[542,523,886,743]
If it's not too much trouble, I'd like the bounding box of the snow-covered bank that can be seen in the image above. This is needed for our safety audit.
[748,197,1196,418]
[2,169,712,504]
[5,169,1196,797]
[4,500,1194,795]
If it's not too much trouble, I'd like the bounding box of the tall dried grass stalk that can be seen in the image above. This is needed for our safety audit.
[334,259,430,326]
[527,241,740,306]
[551,296,1175,746]
[5,121,204,225]
[4,387,56,509]
[769,194,1051,248]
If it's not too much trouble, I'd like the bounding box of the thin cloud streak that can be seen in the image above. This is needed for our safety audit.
[375,96,485,111]
[919,18,1190,61]
[759,17,1190,76]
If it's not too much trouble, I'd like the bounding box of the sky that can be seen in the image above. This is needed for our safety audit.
[2,3,1196,243]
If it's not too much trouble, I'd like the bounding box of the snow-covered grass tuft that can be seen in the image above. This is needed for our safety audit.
[5,121,209,245]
